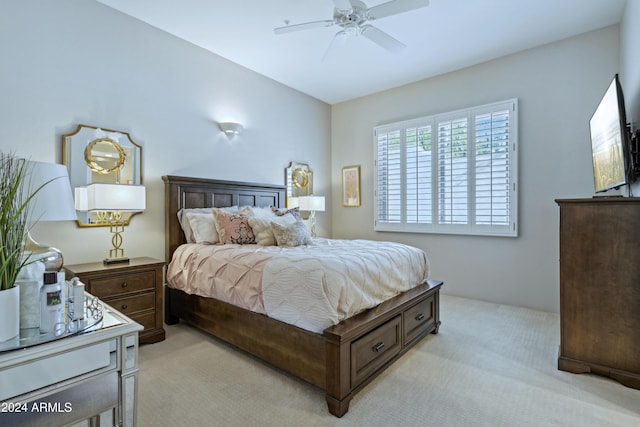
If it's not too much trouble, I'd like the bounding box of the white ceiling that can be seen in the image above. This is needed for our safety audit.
[96,0,627,104]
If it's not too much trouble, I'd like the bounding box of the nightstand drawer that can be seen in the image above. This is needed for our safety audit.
[129,311,156,330]
[403,295,435,345]
[87,271,155,298]
[350,315,401,387]
[105,293,155,316]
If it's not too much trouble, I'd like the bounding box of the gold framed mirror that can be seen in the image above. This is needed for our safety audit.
[285,161,312,207]
[62,124,143,227]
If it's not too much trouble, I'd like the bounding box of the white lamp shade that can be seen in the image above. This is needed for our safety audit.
[298,195,325,212]
[26,161,77,222]
[74,187,89,211]
[85,184,146,212]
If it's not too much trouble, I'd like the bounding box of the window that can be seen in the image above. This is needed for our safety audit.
[375,99,518,237]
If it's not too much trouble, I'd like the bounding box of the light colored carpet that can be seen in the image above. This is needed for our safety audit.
[137,295,640,426]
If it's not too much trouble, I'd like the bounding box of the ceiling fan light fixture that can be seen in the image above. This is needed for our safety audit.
[274,0,429,57]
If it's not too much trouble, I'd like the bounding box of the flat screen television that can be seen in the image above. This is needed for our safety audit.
[589,74,631,193]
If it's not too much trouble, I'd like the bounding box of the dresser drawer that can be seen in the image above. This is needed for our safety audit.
[105,293,155,316]
[350,315,401,387]
[404,295,436,345]
[87,271,155,298]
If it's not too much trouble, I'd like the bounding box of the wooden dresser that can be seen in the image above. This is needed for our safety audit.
[556,198,640,388]
[65,257,166,344]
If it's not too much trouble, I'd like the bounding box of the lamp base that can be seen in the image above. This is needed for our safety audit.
[24,232,64,271]
[103,257,130,265]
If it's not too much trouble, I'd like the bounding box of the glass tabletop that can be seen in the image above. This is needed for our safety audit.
[0,294,114,353]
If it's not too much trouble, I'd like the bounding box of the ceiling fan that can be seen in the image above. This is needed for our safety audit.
[274,0,429,60]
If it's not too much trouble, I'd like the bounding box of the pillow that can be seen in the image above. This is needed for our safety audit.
[240,205,277,219]
[271,220,312,247]
[271,206,301,220]
[248,214,297,246]
[213,209,255,244]
[178,206,239,243]
[177,208,214,243]
[185,212,219,244]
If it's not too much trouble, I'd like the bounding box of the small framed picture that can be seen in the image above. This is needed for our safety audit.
[342,165,361,207]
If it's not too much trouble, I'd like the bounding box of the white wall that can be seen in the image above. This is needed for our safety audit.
[621,0,640,123]
[0,0,331,264]
[331,26,620,313]
[622,0,640,196]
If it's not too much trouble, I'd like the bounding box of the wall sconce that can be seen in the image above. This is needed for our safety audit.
[298,195,325,237]
[218,122,244,137]
[75,183,146,264]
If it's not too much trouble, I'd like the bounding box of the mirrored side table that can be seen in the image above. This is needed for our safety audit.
[0,294,143,427]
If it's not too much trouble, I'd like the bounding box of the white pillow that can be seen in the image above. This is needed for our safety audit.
[180,206,238,244]
[271,220,312,247]
[177,208,215,243]
[248,214,296,246]
[185,212,219,244]
[240,205,277,219]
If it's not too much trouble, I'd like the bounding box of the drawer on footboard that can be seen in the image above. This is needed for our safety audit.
[350,315,402,387]
[403,295,436,345]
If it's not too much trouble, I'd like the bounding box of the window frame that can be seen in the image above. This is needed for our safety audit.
[374,99,518,237]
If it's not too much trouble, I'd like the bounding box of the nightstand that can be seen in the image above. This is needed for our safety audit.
[65,257,165,344]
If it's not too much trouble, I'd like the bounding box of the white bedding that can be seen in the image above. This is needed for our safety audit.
[166,238,429,333]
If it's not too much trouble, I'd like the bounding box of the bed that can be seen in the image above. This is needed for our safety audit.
[163,175,442,417]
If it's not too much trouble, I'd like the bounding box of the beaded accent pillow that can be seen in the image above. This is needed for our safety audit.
[271,206,301,220]
[248,214,297,246]
[271,220,312,247]
[212,208,255,244]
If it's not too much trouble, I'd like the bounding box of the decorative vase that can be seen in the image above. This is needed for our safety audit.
[0,286,20,342]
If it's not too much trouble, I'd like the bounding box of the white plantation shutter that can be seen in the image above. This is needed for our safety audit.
[406,125,432,224]
[376,129,402,224]
[437,117,468,226]
[374,99,517,237]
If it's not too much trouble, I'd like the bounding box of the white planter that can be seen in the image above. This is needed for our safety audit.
[0,286,20,342]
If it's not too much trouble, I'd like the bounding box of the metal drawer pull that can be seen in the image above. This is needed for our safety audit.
[121,304,128,310]
[121,282,128,288]
[415,313,425,321]
[372,342,385,352]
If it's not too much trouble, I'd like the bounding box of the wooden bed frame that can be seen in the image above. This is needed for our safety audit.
[163,175,442,417]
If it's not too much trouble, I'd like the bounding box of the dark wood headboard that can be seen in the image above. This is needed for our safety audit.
[162,175,287,262]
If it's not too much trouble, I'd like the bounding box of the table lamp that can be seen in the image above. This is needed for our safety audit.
[76,183,145,264]
[25,161,77,271]
[298,195,325,237]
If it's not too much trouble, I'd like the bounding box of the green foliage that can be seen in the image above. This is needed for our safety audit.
[0,153,47,291]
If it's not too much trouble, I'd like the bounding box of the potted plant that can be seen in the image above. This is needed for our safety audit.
[0,152,47,341]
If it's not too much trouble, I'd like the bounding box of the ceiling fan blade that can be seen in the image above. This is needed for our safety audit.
[322,30,349,62]
[367,0,429,20]
[360,25,405,53]
[332,0,353,12]
[274,20,335,35]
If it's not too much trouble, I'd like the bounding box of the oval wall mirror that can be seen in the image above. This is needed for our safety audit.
[62,124,143,227]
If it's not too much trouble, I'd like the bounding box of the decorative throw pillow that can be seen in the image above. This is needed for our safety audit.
[271,206,301,220]
[271,220,312,247]
[213,209,255,244]
[185,212,219,244]
[248,214,297,246]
